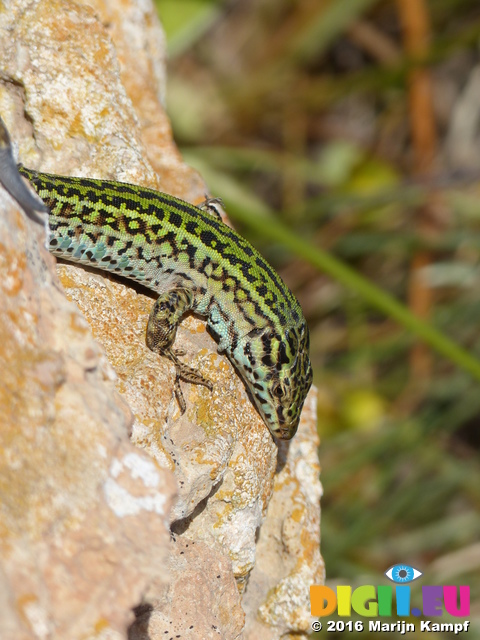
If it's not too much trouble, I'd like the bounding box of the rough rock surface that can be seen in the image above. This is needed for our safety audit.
[0,1,323,639]
[130,537,245,640]
[0,158,176,639]
[242,390,325,638]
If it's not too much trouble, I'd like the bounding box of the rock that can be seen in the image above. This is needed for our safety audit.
[0,169,176,639]
[129,537,245,640]
[0,1,323,638]
[242,390,325,638]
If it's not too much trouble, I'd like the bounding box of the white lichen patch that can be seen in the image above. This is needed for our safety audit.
[104,453,167,517]
[111,451,160,488]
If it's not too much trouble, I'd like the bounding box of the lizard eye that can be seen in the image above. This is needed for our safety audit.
[272,383,284,398]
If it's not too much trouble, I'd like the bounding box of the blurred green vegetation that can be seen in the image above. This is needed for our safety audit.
[155,0,480,637]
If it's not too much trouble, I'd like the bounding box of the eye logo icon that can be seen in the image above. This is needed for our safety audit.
[385,564,423,584]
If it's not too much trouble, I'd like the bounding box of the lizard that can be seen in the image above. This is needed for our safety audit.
[0,117,312,440]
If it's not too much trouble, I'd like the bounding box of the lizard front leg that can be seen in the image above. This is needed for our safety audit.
[146,288,213,412]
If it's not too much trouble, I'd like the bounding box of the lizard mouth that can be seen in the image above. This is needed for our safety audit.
[275,414,299,440]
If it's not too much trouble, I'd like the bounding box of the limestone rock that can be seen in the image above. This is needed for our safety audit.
[130,537,245,640]
[0,0,323,638]
[242,390,325,638]
[0,184,176,639]
[0,0,205,201]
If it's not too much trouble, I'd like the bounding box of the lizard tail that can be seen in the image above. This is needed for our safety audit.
[0,116,49,220]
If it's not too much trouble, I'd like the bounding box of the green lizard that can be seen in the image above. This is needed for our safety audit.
[0,118,312,440]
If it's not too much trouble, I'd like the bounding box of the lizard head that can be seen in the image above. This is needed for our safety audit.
[233,321,313,440]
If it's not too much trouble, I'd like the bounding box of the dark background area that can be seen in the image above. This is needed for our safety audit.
[155,1,480,636]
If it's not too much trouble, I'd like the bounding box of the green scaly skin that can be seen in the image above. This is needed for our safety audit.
[3,154,312,439]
